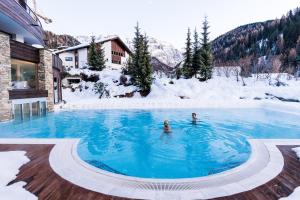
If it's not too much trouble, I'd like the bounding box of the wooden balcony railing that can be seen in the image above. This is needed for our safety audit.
[0,0,44,45]
[52,54,63,72]
[15,0,42,27]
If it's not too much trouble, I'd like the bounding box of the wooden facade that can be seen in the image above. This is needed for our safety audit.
[111,40,126,64]
[111,40,126,55]
[10,40,40,63]
[52,54,63,103]
[52,54,63,72]
[9,89,48,100]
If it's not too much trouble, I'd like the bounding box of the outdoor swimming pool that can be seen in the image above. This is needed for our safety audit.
[0,108,299,179]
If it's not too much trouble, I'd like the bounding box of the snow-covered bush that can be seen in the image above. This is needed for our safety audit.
[93,82,110,98]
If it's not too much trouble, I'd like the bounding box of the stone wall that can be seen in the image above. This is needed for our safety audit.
[0,32,12,121]
[38,50,54,112]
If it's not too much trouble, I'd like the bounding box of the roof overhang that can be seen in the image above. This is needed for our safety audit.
[0,0,44,46]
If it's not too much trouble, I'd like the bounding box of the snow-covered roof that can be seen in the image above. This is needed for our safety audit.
[54,36,131,54]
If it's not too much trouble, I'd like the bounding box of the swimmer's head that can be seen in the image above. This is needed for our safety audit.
[164,120,169,126]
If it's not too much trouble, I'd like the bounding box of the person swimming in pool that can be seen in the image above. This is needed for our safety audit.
[192,113,198,124]
[163,120,172,133]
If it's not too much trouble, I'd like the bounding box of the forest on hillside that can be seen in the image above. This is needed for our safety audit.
[212,7,300,76]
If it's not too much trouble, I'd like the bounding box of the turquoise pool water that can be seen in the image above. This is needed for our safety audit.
[0,108,300,179]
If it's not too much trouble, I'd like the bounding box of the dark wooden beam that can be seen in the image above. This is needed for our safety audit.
[9,89,48,100]
[10,40,40,63]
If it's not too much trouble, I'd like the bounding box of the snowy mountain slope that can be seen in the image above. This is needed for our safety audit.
[125,37,183,67]
[75,35,107,44]
[44,31,81,49]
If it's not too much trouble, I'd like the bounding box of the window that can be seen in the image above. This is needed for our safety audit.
[65,57,73,61]
[112,60,121,65]
[18,0,27,9]
[11,59,37,90]
[68,78,81,84]
[111,51,125,57]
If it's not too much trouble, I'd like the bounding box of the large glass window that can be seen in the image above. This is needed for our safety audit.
[11,59,37,89]
[65,57,73,61]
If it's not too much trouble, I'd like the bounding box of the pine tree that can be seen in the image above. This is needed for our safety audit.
[192,29,202,77]
[88,36,106,71]
[182,28,193,78]
[199,17,213,81]
[296,37,300,59]
[296,36,300,67]
[129,23,143,82]
[139,35,152,93]
[128,23,153,95]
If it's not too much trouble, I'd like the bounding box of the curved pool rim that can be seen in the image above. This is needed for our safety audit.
[46,138,295,199]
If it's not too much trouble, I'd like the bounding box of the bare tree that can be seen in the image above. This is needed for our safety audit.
[271,56,282,73]
[239,57,252,86]
[232,67,240,82]
[224,67,230,78]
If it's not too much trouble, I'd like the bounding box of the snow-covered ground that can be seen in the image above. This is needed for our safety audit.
[280,188,300,200]
[0,151,36,200]
[61,67,300,110]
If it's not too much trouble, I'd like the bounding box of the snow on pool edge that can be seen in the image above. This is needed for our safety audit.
[0,151,37,200]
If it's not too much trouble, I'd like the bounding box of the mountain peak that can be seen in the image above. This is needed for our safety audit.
[126,36,183,67]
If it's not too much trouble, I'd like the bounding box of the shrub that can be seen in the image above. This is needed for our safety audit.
[93,82,110,98]
[80,73,100,82]
[120,75,128,85]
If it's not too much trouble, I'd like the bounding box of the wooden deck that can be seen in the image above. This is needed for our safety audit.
[1,144,128,200]
[0,144,300,200]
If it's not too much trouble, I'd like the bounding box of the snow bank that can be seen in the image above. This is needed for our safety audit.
[62,67,300,110]
[293,147,300,161]
[0,152,37,200]
[280,187,300,200]
[63,68,138,103]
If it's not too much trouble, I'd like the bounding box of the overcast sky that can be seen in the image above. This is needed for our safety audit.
[35,0,299,49]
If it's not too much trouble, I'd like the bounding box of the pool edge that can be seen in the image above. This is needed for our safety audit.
[47,139,294,199]
[0,138,299,199]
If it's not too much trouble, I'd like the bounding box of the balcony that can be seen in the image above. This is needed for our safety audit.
[16,0,42,27]
[52,54,63,72]
[0,0,44,45]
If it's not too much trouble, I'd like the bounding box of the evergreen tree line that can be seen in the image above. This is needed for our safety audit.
[181,17,213,81]
[126,24,152,95]
[213,7,300,74]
